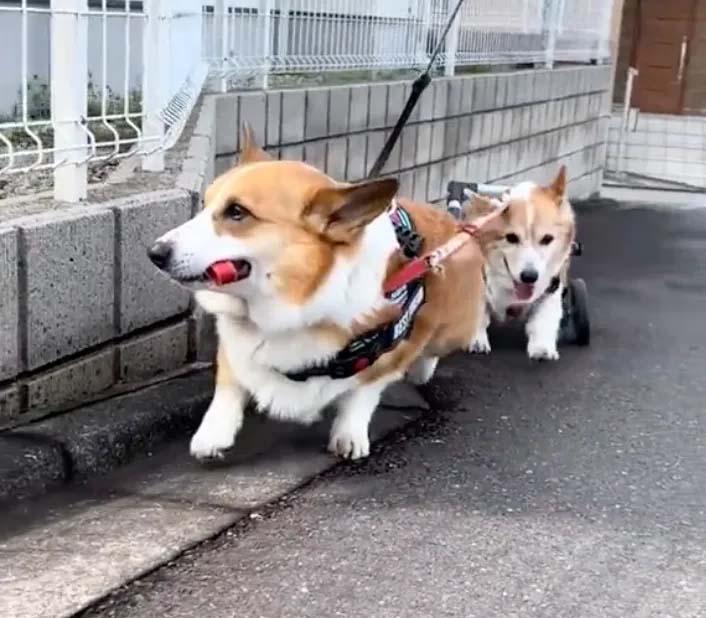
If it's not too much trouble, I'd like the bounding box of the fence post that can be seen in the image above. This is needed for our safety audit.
[260,0,273,89]
[277,0,289,67]
[543,0,558,69]
[142,0,169,172]
[444,0,460,77]
[421,0,434,61]
[214,0,228,92]
[51,0,88,202]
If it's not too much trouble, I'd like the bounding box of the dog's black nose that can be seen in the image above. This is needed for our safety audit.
[147,241,172,270]
[520,267,538,284]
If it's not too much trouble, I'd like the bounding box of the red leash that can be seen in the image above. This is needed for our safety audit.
[382,208,505,296]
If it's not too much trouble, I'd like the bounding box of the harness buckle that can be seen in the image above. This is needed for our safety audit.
[397,229,423,259]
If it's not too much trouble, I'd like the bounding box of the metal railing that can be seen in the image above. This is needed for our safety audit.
[1,0,613,203]
[554,0,613,63]
[206,0,613,86]
[0,0,207,202]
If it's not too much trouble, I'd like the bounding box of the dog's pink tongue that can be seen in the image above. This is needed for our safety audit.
[514,282,534,300]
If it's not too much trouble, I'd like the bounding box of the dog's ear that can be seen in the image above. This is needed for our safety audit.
[304,178,399,243]
[239,123,273,165]
[546,165,567,205]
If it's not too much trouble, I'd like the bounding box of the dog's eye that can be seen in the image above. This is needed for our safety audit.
[505,233,520,244]
[223,202,249,221]
[540,234,554,246]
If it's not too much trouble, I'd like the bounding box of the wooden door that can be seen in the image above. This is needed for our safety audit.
[633,0,696,113]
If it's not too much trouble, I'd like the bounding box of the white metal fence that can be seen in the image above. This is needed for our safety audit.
[206,0,612,85]
[0,0,206,202]
[1,0,613,203]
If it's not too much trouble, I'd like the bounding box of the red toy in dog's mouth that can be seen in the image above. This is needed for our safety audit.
[206,260,251,286]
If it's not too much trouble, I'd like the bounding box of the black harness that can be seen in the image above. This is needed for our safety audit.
[285,206,425,382]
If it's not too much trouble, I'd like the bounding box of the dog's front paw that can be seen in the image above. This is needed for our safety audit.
[527,339,559,361]
[328,423,370,460]
[468,332,491,355]
[190,425,235,460]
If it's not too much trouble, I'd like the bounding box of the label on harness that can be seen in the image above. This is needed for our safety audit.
[393,284,424,340]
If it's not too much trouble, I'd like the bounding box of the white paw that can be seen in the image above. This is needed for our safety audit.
[406,357,439,385]
[189,424,235,460]
[468,332,491,354]
[328,424,370,460]
[527,339,559,361]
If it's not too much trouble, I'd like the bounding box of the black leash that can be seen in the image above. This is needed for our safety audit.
[367,0,467,179]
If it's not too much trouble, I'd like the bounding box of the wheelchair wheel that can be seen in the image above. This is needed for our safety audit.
[558,277,591,346]
[570,278,590,346]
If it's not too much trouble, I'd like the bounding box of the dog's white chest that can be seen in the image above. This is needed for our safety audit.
[216,316,356,422]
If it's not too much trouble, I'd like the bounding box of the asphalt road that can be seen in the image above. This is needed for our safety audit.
[82,199,706,618]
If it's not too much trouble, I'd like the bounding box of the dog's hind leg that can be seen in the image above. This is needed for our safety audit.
[468,303,491,354]
[526,288,563,361]
[190,346,247,460]
[406,356,439,385]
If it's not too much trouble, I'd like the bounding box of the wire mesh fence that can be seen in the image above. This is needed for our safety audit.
[206,0,613,85]
[0,0,206,201]
[452,0,547,66]
[554,0,612,63]
[202,0,431,80]
[0,0,613,203]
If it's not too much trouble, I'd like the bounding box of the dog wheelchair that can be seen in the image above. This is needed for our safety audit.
[445,180,591,347]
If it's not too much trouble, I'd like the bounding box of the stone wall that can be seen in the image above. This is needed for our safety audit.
[215,65,612,200]
[0,65,612,425]
[0,192,198,423]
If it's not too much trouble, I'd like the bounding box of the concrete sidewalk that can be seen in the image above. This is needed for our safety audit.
[601,184,706,209]
[0,371,212,505]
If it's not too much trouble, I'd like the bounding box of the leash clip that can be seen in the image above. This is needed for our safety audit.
[398,229,423,259]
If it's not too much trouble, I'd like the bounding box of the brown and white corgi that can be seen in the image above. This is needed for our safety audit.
[467,167,576,361]
[148,128,486,461]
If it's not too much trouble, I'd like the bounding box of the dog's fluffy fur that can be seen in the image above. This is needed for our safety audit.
[151,128,486,461]
[466,167,576,360]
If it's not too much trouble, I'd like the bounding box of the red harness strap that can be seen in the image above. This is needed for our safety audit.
[382,257,430,295]
[382,208,504,296]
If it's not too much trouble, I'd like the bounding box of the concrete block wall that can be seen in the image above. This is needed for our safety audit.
[0,190,201,424]
[214,66,612,202]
